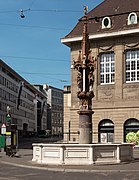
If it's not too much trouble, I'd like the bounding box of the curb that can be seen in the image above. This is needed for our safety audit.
[1,160,139,173]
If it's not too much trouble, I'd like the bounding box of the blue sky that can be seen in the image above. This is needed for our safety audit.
[0,0,103,89]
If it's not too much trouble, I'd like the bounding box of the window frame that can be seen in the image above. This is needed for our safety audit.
[127,12,138,25]
[125,49,139,83]
[99,52,115,85]
[102,17,111,29]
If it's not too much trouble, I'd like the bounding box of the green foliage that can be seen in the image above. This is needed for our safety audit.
[126,131,139,145]
[136,130,139,145]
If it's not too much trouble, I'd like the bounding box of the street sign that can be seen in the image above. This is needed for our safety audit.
[1,123,6,134]
[6,132,11,146]
[2,123,6,128]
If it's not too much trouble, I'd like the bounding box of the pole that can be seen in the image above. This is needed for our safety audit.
[68,121,71,142]
[16,130,19,150]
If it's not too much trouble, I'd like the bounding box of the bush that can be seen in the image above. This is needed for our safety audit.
[126,131,139,145]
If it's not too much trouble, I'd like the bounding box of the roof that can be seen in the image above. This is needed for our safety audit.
[63,0,139,40]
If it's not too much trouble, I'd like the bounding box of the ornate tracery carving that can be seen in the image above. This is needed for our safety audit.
[73,9,97,111]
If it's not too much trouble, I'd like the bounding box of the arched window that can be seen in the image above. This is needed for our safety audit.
[98,119,114,143]
[102,17,111,29]
[128,12,138,25]
[124,118,139,142]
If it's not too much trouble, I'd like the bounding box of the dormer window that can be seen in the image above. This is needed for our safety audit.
[128,12,137,25]
[102,17,111,29]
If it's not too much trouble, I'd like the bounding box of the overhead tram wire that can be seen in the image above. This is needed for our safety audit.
[0,55,70,63]
[29,9,82,13]
[3,7,139,21]
[18,71,69,76]
[0,23,70,30]
[18,72,70,82]
[0,8,82,14]
[19,74,69,83]
[0,7,82,20]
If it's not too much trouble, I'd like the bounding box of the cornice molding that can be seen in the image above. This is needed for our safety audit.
[61,28,139,45]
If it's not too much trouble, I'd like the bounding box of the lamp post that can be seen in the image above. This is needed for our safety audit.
[73,7,96,144]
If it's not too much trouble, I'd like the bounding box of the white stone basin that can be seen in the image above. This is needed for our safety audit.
[32,143,133,165]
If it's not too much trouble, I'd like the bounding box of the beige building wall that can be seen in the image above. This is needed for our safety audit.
[64,35,139,143]
[63,91,71,142]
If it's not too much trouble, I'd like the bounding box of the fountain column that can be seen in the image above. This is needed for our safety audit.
[73,7,96,144]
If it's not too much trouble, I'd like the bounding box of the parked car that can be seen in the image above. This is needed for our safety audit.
[37,130,51,138]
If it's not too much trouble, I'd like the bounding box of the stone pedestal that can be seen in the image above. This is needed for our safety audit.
[78,110,93,144]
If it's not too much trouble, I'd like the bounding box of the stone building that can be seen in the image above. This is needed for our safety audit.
[0,60,47,137]
[45,85,63,136]
[63,85,71,142]
[61,0,139,143]
[34,84,64,136]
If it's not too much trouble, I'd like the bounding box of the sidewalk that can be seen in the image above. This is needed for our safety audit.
[0,148,139,173]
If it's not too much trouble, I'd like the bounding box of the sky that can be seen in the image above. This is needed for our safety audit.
[0,0,103,89]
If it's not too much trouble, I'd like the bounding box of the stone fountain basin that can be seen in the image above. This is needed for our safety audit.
[32,143,133,165]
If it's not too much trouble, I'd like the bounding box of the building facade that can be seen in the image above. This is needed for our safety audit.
[46,85,63,137]
[0,60,47,137]
[63,85,71,142]
[62,0,139,143]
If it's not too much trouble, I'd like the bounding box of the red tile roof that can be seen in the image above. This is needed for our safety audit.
[65,0,139,38]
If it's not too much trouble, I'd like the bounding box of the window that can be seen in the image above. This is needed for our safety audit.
[98,119,114,143]
[126,50,139,82]
[128,12,137,25]
[102,17,111,29]
[100,52,115,84]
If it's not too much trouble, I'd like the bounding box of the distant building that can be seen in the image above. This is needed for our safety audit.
[0,60,47,137]
[63,85,71,142]
[33,84,48,132]
[61,0,139,143]
[34,84,64,137]
[46,85,63,136]
[46,103,51,132]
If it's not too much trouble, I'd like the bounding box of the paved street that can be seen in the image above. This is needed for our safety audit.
[0,139,138,180]
[0,161,139,180]
[0,163,139,180]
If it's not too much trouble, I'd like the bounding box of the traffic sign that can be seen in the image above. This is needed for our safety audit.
[6,132,11,146]
[1,123,6,134]
[2,123,6,128]
[6,114,11,122]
